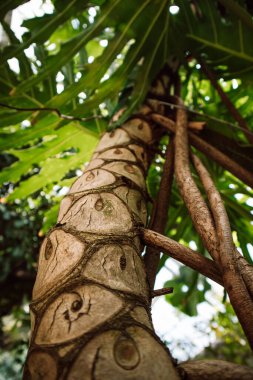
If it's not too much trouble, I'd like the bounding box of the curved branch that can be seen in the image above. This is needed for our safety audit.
[174,103,219,261]
[151,113,253,189]
[192,154,253,349]
[141,229,223,286]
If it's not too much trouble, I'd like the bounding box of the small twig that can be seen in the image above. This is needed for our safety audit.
[196,56,253,145]
[0,102,103,123]
[151,287,174,298]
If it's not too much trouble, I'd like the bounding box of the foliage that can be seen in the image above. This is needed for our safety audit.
[0,301,30,380]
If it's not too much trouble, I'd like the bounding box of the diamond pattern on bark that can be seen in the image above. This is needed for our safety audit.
[33,230,85,299]
[36,284,123,345]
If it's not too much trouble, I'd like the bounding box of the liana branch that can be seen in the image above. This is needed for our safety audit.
[141,228,223,286]
[151,113,253,189]
[173,99,219,261]
[144,138,175,289]
[192,153,253,349]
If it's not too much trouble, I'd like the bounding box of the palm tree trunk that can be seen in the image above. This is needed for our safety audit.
[23,72,180,379]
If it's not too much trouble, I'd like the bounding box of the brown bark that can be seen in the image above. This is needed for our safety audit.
[152,106,253,348]
[152,287,174,297]
[178,360,253,380]
[151,113,253,189]
[173,103,219,261]
[196,129,253,172]
[144,138,175,289]
[142,229,223,286]
[189,132,253,189]
[24,78,180,379]
[192,154,253,348]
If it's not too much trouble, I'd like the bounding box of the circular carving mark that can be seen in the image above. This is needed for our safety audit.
[86,172,95,181]
[95,198,104,211]
[114,148,122,155]
[138,123,143,130]
[45,239,53,260]
[119,255,127,271]
[124,164,135,174]
[71,299,83,312]
[109,131,115,138]
[114,335,140,370]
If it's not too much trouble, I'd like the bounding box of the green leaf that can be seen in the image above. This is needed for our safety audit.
[10,0,125,94]
[0,120,98,198]
[115,2,170,124]
[0,0,89,62]
[175,0,253,74]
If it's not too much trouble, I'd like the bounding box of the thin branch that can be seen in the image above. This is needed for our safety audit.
[149,98,253,139]
[173,100,219,261]
[144,138,175,289]
[141,228,223,286]
[0,102,103,123]
[151,287,174,297]
[197,56,253,145]
[189,130,253,189]
[151,113,253,189]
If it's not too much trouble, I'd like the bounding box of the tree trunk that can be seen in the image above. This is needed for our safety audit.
[23,73,180,379]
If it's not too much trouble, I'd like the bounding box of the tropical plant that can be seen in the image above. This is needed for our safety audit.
[1,0,253,378]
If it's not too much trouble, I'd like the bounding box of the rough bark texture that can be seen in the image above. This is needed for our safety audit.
[142,229,223,286]
[24,78,180,379]
[192,154,253,348]
[174,104,219,262]
[178,360,253,380]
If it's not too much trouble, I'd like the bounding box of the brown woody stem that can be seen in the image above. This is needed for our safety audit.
[151,288,174,297]
[144,138,175,289]
[151,113,253,189]
[192,154,253,349]
[141,229,223,286]
[173,102,219,261]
